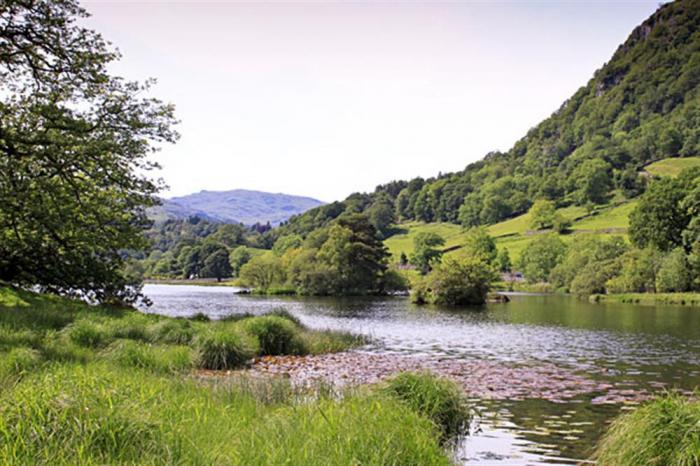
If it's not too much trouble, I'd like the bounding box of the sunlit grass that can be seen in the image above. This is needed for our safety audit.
[595,393,700,466]
[644,156,700,177]
[0,286,455,464]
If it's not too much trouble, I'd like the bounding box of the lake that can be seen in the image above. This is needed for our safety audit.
[142,284,700,465]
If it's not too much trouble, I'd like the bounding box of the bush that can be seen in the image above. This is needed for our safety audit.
[196,329,258,370]
[383,372,470,440]
[266,308,303,327]
[518,233,567,283]
[594,393,700,466]
[606,247,664,293]
[67,321,109,348]
[413,256,495,306]
[656,248,691,292]
[243,316,306,356]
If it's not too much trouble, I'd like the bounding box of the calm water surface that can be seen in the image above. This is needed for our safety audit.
[142,284,700,465]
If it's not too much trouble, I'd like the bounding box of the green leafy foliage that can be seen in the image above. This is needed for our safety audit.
[243,316,306,356]
[413,256,495,306]
[0,0,177,303]
[518,234,568,283]
[410,232,446,274]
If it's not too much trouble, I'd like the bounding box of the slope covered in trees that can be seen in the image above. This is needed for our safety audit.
[276,0,700,240]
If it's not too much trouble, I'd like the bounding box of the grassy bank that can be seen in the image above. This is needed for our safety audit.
[595,393,699,465]
[0,286,467,464]
[590,292,700,307]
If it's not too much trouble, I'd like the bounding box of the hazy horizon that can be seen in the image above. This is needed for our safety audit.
[83,0,661,203]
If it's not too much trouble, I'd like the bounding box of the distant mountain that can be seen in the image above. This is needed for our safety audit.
[149,189,324,225]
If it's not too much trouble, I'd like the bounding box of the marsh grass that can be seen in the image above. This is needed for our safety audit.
[0,286,453,465]
[243,315,307,355]
[383,371,471,440]
[195,328,258,370]
[595,393,700,466]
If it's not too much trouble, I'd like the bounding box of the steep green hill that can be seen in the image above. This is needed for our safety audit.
[278,0,700,240]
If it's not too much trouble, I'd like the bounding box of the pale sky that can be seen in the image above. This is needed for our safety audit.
[82,0,661,202]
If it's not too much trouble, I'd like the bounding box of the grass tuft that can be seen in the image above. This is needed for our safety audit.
[196,328,258,370]
[383,371,470,440]
[243,315,306,356]
[595,393,700,466]
[66,320,109,348]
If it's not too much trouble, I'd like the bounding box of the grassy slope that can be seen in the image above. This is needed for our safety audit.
[386,202,631,264]
[386,156,700,263]
[0,286,455,465]
[644,156,700,177]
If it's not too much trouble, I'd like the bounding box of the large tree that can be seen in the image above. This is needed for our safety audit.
[0,1,177,303]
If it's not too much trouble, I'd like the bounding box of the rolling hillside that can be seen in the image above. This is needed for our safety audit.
[385,196,636,264]
[278,1,700,241]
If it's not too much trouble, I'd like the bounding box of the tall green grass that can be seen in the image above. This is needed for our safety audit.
[0,286,462,464]
[0,363,453,465]
[595,393,700,466]
[383,371,471,440]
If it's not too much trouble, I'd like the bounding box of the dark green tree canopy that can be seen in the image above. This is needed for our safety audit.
[0,0,177,303]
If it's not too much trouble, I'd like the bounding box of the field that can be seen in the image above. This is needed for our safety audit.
[644,156,700,177]
[386,201,631,264]
[0,286,463,465]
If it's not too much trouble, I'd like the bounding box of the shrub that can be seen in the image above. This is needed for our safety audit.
[243,316,306,356]
[518,233,567,283]
[383,372,470,440]
[656,248,691,292]
[606,247,664,293]
[67,321,109,348]
[594,393,700,466]
[414,256,495,306]
[196,329,257,370]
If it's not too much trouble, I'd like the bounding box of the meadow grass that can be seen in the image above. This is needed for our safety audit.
[644,156,700,177]
[385,201,630,265]
[0,285,455,464]
[594,393,700,466]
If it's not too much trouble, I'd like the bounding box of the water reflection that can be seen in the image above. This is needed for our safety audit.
[142,284,700,465]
